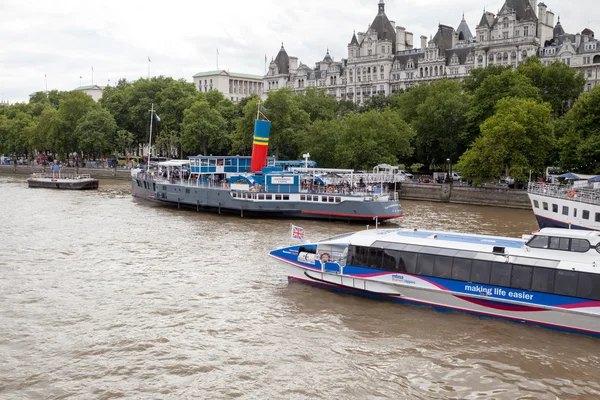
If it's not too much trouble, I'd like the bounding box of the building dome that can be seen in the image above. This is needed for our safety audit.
[369,0,397,52]
[274,43,289,75]
[554,17,565,38]
[323,49,333,63]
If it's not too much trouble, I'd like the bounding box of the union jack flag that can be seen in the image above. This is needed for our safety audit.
[291,224,305,241]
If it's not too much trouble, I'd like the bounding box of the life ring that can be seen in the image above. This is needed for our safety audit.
[223,183,229,189]
[320,252,331,263]
[327,186,334,193]
[374,195,379,200]
[568,189,575,198]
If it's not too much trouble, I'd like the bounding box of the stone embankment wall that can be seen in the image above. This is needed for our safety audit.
[0,165,131,180]
[399,182,531,209]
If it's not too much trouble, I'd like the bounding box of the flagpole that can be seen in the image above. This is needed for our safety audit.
[45,74,48,93]
[148,57,150,79]
[148,103,154,170]
[91,67,94,85]
[216,48,219,70]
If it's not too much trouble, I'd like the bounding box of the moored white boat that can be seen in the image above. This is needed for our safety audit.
[528,182,600,230]
[270,227,600,338]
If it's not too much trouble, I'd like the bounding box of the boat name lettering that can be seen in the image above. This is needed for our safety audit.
[464,284,534,300]
[392,274,416,284]
[271,176,295,185]
[385,204,401,209]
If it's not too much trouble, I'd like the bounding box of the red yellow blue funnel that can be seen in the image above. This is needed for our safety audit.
[250,119,271,172]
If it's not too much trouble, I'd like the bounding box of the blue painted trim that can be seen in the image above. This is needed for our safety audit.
[534,214,598,231]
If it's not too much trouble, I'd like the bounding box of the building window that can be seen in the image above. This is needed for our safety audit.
[524,26,529,36]
[368,50,372,55]
[503,32,509,39]
[382,46,385,53]
[503,18,509,29]
[479,34,484,42]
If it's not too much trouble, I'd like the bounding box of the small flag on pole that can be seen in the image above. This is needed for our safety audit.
[291,224,305,241]
[265,54,267,62]
[260,105,267,111]
[148,57,151,62]
[155,114,161,122]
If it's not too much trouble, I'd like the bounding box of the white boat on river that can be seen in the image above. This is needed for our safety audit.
[270,227,600,338]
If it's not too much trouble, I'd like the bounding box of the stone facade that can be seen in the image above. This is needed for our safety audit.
[263,0,600,102]
[74,85,104,102]
[193,70,265,103]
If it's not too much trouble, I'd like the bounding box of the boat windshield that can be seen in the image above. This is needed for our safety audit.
[317,244,348,265]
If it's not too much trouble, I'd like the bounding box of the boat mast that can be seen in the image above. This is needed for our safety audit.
[148,103,154,169]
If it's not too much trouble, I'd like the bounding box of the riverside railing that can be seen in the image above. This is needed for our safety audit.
[527,182,600,206]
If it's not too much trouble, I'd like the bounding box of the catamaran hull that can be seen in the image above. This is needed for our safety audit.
[131,179,402,222]
[274,258,600,338]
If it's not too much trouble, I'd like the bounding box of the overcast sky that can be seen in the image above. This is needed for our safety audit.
[0,0,597,103]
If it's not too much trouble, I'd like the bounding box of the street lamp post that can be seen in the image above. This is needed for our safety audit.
[449,113,453,180]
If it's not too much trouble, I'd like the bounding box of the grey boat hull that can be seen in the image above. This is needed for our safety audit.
[27,177,99,190]
[131,177,402,222]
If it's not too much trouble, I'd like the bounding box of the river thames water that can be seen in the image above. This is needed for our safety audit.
[1,175,599,399]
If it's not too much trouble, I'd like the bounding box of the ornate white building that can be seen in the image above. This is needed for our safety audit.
[263,0,600,101]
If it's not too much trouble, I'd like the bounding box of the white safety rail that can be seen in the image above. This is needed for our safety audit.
[528,182,600,206]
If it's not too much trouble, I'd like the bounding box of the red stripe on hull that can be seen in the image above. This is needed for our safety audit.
[300,210,403,219]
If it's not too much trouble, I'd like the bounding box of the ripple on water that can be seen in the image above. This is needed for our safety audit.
[0,177,599,399]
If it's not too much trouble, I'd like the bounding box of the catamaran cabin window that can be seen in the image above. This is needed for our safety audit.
[527,235,549,249]
[415,254,435,276]
[577,272,600,300]
[258,194,264,200]
[401,252,418,274]
[531,267,555,293]
[562,206,569,215]
[300,195,306,201]
[266,194,272,200]
[595,212,600,222]
[283,195,289,200]
[490,262,512,287]
[552,204,558,213]
[451,258,472,281]
[574,208,578,217]
[583,210,590,219]
[432,256,453,278]
[382,249,401,270]
[533,200,539,208]
[275,195,282,200]
[470,260,492,284]
[571,238,590,252]
[322,196,327,202]
[549,236,570,251]
[328,197,334,202]
[554,270,579,297]
[313,196,319,201]
[368,248,384,269]
[335,197,341,202]
[542,202,548,210]
[510,264,533,290]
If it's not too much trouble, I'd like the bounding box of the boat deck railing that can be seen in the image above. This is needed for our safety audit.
[139,173,398,201]
[528,182,600,206]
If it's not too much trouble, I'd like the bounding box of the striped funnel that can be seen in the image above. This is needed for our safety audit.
[250,119,271,172]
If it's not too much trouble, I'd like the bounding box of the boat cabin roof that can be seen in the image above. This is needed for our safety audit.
[158,160,190,167]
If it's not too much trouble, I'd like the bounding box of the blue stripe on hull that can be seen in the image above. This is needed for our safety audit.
[288,277,600,339]
[534,215,597,231]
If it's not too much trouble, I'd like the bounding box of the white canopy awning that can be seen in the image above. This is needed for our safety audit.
[158,160,190,167]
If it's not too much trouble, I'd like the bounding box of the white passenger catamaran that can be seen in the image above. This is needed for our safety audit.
[270,227,600,338]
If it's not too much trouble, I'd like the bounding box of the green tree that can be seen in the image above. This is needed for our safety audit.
[411,80,470,167]
[462,64,511,93]
[114,129,135,157]
[518,57,585,116]
[334,99,357,119]
[557,86,600,173]
[465,69,541,144]
[390,84,431,124]
[335,109,414,170]
[457,97,555,185]
[359,94,391,112]
[180,100,227,155]
[230,97,260,156]
[49,91,96,158]
[298,119,341,168]
[75,108,117,157]
[6,112,36,157]
[296,87,336,122]
[263,88,310,159]
[31,107,57,153]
